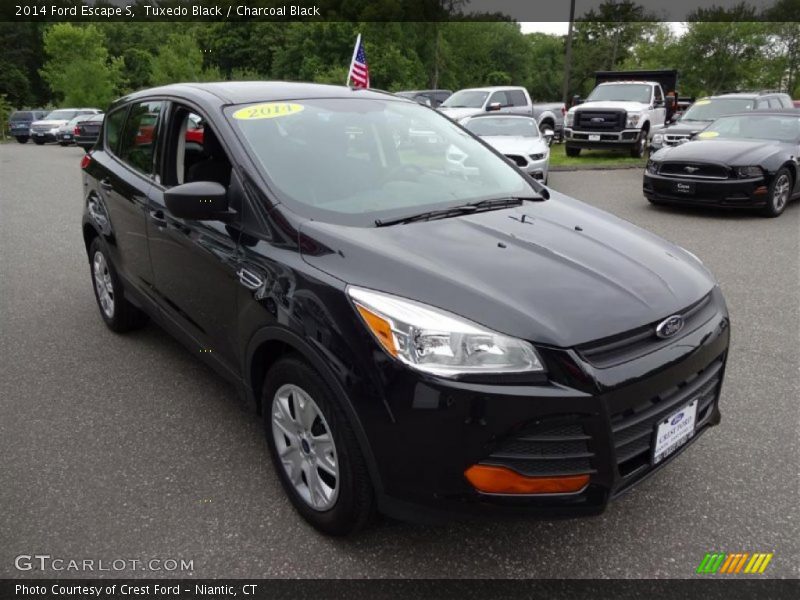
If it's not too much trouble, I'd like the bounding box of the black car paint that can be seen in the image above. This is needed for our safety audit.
[82,83,729,521]
[644,134,800,208]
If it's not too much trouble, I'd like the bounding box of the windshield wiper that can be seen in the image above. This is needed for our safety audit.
[375,196,543,227]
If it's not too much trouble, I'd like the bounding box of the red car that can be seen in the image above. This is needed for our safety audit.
[136,113,204,145]
[794,100,800,109]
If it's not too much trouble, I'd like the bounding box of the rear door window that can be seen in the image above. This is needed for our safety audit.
[508,90,527,107]
[117,101,164,176]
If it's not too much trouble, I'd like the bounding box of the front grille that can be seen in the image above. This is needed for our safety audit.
[575,110,626,132]
[577,293,717,368]
[505,154,527,167]
[481,416,595,477]
[659,162,729,179]
[611,358,723,479]
[31,124,51,133]
[664,134,690,145]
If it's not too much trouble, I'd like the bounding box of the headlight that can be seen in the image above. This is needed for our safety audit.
[565,112,574,127]
[348,287,545,377]
[626,112,641,128]
[529,152,547,161]
[652,134,663,144]
[734,166,763,179]
[646,159,660,174]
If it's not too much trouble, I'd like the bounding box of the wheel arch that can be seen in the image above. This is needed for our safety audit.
[82,220,100,259]
[245,326,385,496]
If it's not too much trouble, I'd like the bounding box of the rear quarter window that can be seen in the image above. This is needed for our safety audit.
[104,108,127,154]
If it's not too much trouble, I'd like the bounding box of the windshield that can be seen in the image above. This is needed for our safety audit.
[465,117,540,138]
[703,115,800,143]
[587,84,651,103]
[10,111,32,121]
[45,110,78,121]
[681,98,755,121]
[227,98,534,226]
[440,90,489,109]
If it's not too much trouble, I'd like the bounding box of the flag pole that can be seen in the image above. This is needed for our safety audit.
[346,33,361,87]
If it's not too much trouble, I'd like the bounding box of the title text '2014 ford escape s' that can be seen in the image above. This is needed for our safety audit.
[81,83,729,535]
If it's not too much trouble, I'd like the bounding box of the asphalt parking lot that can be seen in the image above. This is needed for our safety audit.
[1,143,798,579]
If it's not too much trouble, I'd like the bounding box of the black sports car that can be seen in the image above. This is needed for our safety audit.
[644,111,800,217]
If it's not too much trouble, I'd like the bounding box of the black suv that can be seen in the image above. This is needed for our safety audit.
[82,83,729,535]
[7,110,48,143]
[651,91,794,150]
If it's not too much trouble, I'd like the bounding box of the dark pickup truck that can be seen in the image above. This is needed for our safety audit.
[7,110,48,143]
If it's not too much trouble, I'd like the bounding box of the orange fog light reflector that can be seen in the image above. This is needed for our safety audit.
[754,186,768,195]
[464,465,589,495]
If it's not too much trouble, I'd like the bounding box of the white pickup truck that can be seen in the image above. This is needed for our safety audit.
[564,70,678,158]
[438,86,565,138]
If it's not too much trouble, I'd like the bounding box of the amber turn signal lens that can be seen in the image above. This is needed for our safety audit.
[355,304,398,357]
[464,465,589,495]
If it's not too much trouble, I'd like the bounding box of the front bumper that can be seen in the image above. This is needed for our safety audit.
[522,157,549,181]
[644,172,769,208]
[368,289,730,521]
[31,130,58,142]
[565,128,642,148]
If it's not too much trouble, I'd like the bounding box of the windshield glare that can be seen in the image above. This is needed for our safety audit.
[228,98,533,226]
[441,90,489,109]
[682,98,754,121]
[45,110,78,121]
[705,115,800,143]
[587,84,651,104]
[465,117,540,138]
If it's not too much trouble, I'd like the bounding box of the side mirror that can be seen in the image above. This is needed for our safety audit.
[572,95,583,106]
[654,98,664,107]
[486,102,502,112]
[164,181,230,221]
[543,129,555,146]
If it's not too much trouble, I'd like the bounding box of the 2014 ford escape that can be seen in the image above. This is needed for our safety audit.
[81,82,729,535]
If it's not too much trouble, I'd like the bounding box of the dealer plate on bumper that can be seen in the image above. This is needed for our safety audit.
[653,400,697,464]
[589,134,601,141]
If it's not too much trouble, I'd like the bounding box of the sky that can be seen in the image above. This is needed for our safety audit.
[519,22,688,36]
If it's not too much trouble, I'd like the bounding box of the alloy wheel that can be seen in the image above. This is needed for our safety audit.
[92,251,115,318]
[271,383,339,511]
[773,174,791,213]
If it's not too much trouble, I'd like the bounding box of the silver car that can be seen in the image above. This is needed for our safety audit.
[459,115,552,184]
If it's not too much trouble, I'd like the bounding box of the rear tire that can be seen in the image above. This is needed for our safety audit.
[33,138,45,145]
[263,356,375,536]
[565,145,581,157]
[88,237,149,332]
[762,168,793,218]
[15,136,28,144]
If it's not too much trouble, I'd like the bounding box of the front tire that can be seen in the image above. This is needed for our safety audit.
[762,168,793,218]
[15,136,28,144]
[88,237,149,332]
[33,138,45,145]
[565,145,581,157]
[263,356,374,536]
[630,130,647,158]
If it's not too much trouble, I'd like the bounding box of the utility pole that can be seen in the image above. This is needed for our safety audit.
[562,0,576,105]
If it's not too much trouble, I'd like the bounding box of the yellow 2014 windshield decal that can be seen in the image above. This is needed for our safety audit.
[697,131,719,139]
[232,103,304,120]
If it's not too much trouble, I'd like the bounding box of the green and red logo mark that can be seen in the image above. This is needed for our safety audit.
[696,552,773,574]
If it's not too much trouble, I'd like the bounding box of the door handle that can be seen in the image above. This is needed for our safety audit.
[237,268,264,290]
[99,178,113,191]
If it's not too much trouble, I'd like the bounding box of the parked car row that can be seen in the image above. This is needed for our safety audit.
[8,107,103,149]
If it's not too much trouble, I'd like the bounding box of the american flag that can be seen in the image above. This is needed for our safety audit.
[347,35,369,88]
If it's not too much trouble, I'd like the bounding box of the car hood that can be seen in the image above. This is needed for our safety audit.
[299,193,714,347]
[573,101,647,113]
[480,136,549,156]
[32,119,68,128]
[661,120,713,136]
[652,139,783,165]
[438,107,483,121]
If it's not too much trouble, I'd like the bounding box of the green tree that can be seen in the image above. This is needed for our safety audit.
[40,23,122,108]
[0,94,14,141]
[150,33,220,85]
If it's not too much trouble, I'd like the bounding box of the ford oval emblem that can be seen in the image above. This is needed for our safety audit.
[671,412,684,426]
[656,315,684,339]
